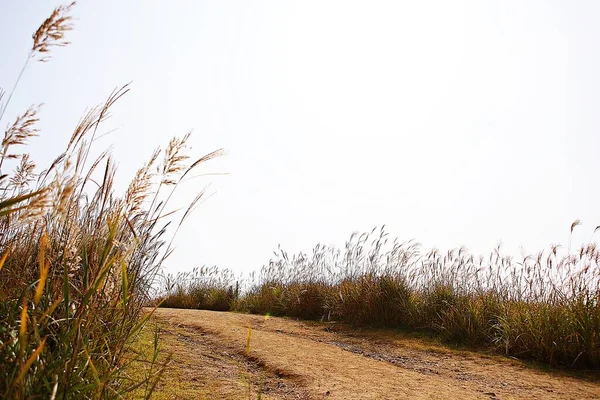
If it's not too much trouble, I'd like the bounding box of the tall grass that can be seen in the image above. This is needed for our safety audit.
[163,226,600,369]
[159,266,239,311]
[0,4,222,398]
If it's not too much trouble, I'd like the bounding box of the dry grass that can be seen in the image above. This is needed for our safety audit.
[0,3,221,398]
[163,226,600,370]
[158,266,239,311]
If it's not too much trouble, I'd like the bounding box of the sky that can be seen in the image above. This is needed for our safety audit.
[1,1,600,275]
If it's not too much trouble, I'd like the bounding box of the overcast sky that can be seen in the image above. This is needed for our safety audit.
[2,1,600,274]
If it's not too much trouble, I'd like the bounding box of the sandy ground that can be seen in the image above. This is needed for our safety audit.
[151,308,600,400]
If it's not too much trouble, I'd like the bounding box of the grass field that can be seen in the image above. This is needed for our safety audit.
[160,226,600,370]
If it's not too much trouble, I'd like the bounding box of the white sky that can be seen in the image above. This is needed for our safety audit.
[2,1,600,275]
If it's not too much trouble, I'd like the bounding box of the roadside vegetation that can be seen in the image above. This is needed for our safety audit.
[0,3,221,398]
[161,225,600,370]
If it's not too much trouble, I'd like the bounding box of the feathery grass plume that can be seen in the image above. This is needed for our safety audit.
[161,133,191,185]
[9,154,36,190]
[569,219,582,254]
[0,3,75,122]
[571,219,582,233]
[31,2,76,62]
[125,149,159,216]
[1,105,41,168]
[181,148,226,180]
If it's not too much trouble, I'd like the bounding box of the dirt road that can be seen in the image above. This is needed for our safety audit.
[151,308,600,400]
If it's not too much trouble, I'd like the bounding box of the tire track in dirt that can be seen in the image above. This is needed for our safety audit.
[153,308,600,400]
[154,321,311,399]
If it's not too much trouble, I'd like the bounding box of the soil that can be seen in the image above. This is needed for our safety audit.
[151,308,600,400]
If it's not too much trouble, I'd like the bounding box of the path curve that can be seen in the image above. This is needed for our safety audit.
[153,308,600,400]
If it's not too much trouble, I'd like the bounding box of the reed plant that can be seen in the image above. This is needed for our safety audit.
[159,266,239,311]
[0,3,222,398]
[164,226,600,369]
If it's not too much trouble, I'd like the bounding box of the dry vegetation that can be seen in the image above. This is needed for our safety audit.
[0,4,221,398]
[3,3,600,399]
[161,225,600,370]
[160,266,239,312]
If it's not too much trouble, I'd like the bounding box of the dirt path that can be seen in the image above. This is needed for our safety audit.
[152,308,600,400]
